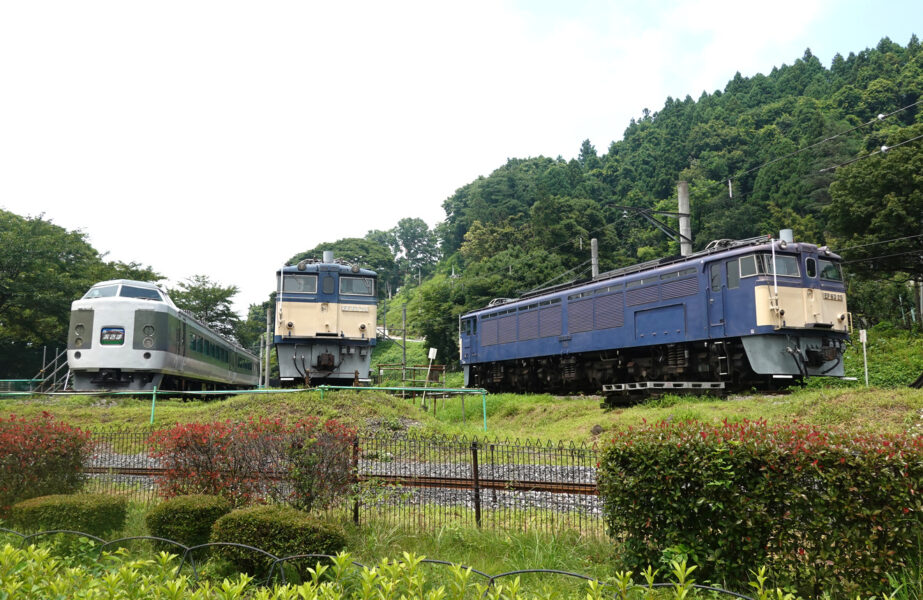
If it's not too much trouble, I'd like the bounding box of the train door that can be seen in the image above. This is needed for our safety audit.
[323,273,339,335]
[707,262,726,337]
[460,317,478,363]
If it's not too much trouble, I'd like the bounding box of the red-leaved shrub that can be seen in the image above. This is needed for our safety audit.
[287,417,356,511]
[0,413,93,515]
[148,417,356,509]
[598,419,923,597]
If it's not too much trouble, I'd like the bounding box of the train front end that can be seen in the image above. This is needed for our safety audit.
[274,253,377,385]
[67,280,174,391]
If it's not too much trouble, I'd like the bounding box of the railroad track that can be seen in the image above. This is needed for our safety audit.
[82,466,598,496]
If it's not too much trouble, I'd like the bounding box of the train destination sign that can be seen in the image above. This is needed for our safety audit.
[100,327,125,345]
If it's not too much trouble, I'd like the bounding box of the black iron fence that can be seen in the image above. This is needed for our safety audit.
[84,429,604,536]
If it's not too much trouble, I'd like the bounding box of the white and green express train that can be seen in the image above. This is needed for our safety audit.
[67,280,258,391]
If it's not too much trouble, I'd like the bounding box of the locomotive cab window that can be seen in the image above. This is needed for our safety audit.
[83,285,118,299]
[710,264,721,292]
[280,274,317,294]
[340,277,375,296]
[322,275,335,295]
[819,260,843,281]
[727,260,740,289]
[806,258,817,278]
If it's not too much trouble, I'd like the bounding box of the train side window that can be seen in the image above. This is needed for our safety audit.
[740,255,757,277]
[819,260,843,281]
[806,258,817,278]
[727,260,740,289]
[472,319,477,334]
[710,264,721,292]
[322,275,335,294]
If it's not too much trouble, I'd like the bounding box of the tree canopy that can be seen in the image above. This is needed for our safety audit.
[0,210,160,377]
[169,275,241,341]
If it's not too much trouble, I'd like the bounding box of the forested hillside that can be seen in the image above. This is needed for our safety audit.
[300,37,923,363]
[3,37,921,376]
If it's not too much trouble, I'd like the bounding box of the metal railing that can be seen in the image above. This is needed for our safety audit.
[84,429,603,536]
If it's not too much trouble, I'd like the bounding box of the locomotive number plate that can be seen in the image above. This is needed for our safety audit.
[100,327,125,345]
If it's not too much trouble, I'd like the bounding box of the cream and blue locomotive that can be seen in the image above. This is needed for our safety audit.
[460,232,850,396]
[67,280,258,391]
[274,252,377,385]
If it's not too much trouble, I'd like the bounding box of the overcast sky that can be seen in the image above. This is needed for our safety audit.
[1,1,918,315]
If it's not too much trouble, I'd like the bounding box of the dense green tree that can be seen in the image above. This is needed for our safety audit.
[0,210,160,377]
[169,275,241,341]
[392,217,439,285]
[289,237,397,298]
[826,124,923,280]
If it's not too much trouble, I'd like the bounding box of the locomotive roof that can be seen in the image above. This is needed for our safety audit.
[277,261,376,277]
[89,279,164,290]
[464,236,843,317]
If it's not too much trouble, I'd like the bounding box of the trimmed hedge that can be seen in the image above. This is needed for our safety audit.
[210,505,347,576]
[9,493,128,537]
[0,414,92,515]
[598,419,923,597]
[147,417,357,509]
[145,494,231,551]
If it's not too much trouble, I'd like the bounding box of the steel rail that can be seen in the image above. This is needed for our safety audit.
[83,466,598,496]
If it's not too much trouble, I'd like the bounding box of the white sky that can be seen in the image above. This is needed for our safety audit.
[1,0,918,315]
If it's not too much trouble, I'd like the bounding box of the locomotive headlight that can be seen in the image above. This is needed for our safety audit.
[75,324,85,336]
[286,321,294,329]
[142,337,154,349]
[359,323,367,331]
[75,337,84,348]
[143,325,155,336]
[838,313,846,321]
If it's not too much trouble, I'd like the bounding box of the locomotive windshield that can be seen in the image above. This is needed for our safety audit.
[83,285,118,299]
[739,254,800,278]
[119,285,163,301]
[340,277,375,296]
[280,274,318,293]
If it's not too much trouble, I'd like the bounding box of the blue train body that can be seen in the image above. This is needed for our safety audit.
[460,236,849,395]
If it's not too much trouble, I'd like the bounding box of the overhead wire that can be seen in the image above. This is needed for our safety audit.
[841,249,923,265]
[833,233,923,253]
[817,132,923,173]
[690,97,923,200]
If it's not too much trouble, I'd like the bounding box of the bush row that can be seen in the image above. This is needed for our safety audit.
[0,413,92,515]
[10,493,347,578]
[598,418,923,597]
[147,417,357,509]
[0,542,872,600]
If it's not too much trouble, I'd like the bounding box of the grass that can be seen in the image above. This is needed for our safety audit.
[1,384,921,442]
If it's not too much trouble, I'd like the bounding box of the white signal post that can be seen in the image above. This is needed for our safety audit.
[422,347,437,408]
[859,329,868,387]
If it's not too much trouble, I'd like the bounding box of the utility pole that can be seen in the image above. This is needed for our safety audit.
[590,238,599,278]
[678,181,693,257]
[264,307,272,388]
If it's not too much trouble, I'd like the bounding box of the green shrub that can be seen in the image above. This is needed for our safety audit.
[145,494,231,550]
[0,414,93,515]
[598,419,923,598]
[9,493,128,537]
[210,504,347,576]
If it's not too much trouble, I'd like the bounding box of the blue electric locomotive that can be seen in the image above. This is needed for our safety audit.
[460,233,849,396]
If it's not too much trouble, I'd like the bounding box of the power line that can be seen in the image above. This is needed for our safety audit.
[691,96,923,200]
[817,132,923,173]
[841,248,923,265]
[834,233,923,253]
